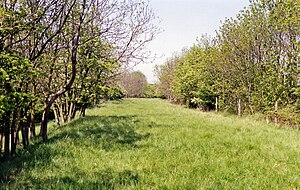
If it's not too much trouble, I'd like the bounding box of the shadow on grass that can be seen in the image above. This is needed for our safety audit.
[0,115,149,188]
[1,168,140,190]
[3,168,140,190]
[49,115,150,150]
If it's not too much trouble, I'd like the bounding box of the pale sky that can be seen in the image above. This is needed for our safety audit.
[135,0,250,83]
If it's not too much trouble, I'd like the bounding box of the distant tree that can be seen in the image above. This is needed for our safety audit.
[154,53,180,100]
[120,71,148,98]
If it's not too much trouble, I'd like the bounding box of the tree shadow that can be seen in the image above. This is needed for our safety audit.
[2,167,140,190]
[49,115,150,150]
[0,115,149,188]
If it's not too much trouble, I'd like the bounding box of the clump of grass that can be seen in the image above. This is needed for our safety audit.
[1,98,300,189]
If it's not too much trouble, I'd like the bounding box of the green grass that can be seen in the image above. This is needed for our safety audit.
[1,98,300,189]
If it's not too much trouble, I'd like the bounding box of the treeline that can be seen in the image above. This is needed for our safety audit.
[118,71,159,98]
[0,0,158,160]
[155,0,299,125]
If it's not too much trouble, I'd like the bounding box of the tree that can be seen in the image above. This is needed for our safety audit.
[0,0,160,158]
[156,0,299,122]
[119,71,148,98]
[37,0,159,142]
[154,53,180,100]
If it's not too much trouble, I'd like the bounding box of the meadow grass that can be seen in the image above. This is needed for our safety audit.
[1,98,300,189]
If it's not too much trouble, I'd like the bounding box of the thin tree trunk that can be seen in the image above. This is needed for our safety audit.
[25,122,29,147]
[11,110,19,155]
[238,99,241,117]
[4,82,12,159]
[21,122,26,147]
[65,93,69,121]
[30,88,36,140]
[26,112,32,144]
[68,90,76,122]
[21,119,29,148]
[15,118,21,146]
[0,132,3,159]
[53,104,61,129]
[40,103,51,142]
[57,99,65,124]
[215,97,218,112]
[80,104,87,117]
[82,108,86,117]
[274,101,278,126]
[29,109,36,140]
[71,106,77,120]
[4,113,10,159]
[68,102,75,121]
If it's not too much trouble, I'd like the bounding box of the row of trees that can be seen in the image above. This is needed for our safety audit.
[155,0,299,124]
[0,0,158,160]
[118,71,160,98]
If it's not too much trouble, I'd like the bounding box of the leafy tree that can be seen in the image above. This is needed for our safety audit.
[0,0,159,158]
[154,53,180,100]
[156,0,299,123]
[119,71,148,98]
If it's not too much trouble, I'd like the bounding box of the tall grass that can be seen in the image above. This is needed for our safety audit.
[1,98,300,189]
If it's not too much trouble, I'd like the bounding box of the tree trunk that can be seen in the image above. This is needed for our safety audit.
[57,99,66,124]
[21,119,29,148]
[71,107,77,120]
[40,104,51,142]
[238,99,242,117]
[68,90,76,122]
[26,113,32,144]
[29,109,36,140]
[11,110,19,155]
[80,104,87,117]
[53,104,61,129]
[4,82,12,159]
[4,113,10,159]
[65,93,69,121]
[68,102,75,121]
[274,101,278,126]
[215,97,218,112]
[0,132,3,159]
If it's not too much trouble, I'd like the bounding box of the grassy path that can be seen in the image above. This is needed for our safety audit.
[1,98,300,189]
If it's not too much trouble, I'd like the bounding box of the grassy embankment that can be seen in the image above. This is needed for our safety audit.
[1,98,300,189]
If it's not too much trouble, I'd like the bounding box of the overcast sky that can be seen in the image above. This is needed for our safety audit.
[134,0,250,83]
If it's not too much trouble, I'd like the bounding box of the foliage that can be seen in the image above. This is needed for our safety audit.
[155,0,300,121]
[142,84,160,98]
[154,53,179,100]
[0,0,159,158]
[119,71,148,98]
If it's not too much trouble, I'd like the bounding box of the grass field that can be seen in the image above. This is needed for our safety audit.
[1,98,300,189]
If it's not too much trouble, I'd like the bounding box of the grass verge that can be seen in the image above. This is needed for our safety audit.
[1,98,300,189]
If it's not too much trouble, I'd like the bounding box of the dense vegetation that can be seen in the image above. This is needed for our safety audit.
[0,0,159,159]
[155,0,299,126]
[1,1,300,188]
[2,99,300,189]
